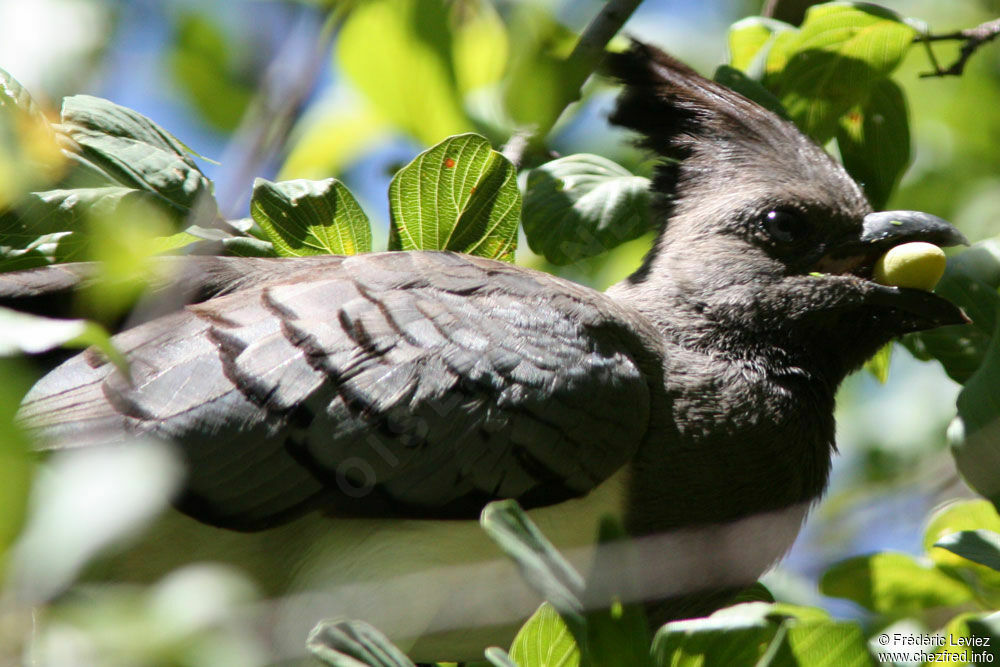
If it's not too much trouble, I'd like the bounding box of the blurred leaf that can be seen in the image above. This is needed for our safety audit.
[765,3,916,143]
[509,603,580,667]
[836,78,910,210]
[484,647,520,667]
[0,68,66,208]
[522,154,650,265]
[57,94,216,216]
[584,516,651,667]
[713,66,789,119]
[759,621,871,666]
[279,108,387,180]
[308,619,416,667]
[923,501,1000,608]
[388,134,519,260]
[727,16,794,75]
[251,177,372,257]
[480,500,586,639]
[935,530,1000,572]
[0,306,125,372]
[501,6,580,132]
[8,441,182,601]
[820,552,973,616]
[905,239,1000,383]
[453,0,509,94]
[732,582,776,605]
[337,0,471,145]
[168,11,254,132]
[0,359,33,573]
[864,342,893,384]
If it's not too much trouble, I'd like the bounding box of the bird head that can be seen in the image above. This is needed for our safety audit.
[606,40,967,377]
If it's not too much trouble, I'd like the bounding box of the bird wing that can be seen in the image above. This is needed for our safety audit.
[19,251,663,530]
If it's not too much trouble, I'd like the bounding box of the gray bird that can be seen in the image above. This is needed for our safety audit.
[8,41,968,660]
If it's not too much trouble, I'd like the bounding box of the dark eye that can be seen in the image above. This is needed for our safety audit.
[761,209,809,245]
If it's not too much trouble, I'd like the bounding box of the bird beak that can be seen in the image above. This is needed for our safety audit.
[859,210,969,248]
[817,210,970,330]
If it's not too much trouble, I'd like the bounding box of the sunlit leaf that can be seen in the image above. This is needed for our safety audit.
[837,78,910,210]
[935,530,1000,572]
[820,552,973,616]
[727,16,794,74]
[251,177,372,257]
[765,3,916,143]
[522,154,649,265]
[864,342,893,384]
[651,603,776,666]
[0,306,125,373]
[453,0,509,94]
[0,359,33,573]
[279,107,387,180]
[509,603,580,667]
[388,134,519,260]
[337,0,471,145]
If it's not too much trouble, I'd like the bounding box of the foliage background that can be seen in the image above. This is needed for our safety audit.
[2,0,1000,664]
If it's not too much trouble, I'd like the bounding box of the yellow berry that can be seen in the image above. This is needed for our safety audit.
[873,242,947,291]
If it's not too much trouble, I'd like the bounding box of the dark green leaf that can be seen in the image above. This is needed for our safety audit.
[307,619,416,667]
[509,603,580,667]
[836,78,910,210]
[57,95,215,215]
[820,552,973,616]
[935,530,1000,572]
[480,500,586,633]
[522,154,649,265]
[905,240,1000,383]
[336,0,471,145]
[765,3,916,143]
[389,134,519,260]
[251,177,372,257]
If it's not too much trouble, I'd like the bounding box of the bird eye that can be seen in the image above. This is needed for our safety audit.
[761,209,809,245]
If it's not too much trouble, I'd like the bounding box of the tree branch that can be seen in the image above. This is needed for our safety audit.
[918,17,1000,78]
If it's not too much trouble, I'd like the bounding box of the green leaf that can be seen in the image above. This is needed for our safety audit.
[713,66,789,120]
[307,619,416,667]
[935,612,1000,662]
[168,11,254,132]
[452,0,509,94]
[935,530,1000,572]
[0,359,33,572]
[820,552,973,616]
[864,342,893,383]
[480,500,585,628]
[522,154,649,265]
[279,108,387,180]
[765,3,916,143]
[509,603,580,667]
[388,134,519,260]
[0,306,126,374]
[0,68,65,207]
[251,177,372,257]
[57,95,216,216]
[904,240,1000,384]
[727,16,794,75]
[651,603,777,666]
[836,78,910,210]
[336,0,471,145]
[760,621,872,667]
[924,501,1000,608]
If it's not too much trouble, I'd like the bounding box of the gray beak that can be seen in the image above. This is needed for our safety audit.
[860,210,969,248]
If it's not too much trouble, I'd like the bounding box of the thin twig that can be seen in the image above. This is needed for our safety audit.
[918,17,1000,78]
